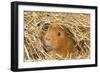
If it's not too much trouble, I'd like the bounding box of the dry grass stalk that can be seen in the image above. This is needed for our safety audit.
[24,11,90,62]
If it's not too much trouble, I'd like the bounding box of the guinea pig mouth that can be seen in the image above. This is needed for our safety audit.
[45,41,51,47]
[45,45,53,52]
[45,45,52,48]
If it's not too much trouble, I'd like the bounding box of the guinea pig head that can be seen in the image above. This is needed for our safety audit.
[45,24,74,51]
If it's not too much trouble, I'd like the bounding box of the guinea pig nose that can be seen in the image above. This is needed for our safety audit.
[46,37,51,41]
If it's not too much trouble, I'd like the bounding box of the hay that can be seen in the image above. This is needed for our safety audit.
[24,11,90,62]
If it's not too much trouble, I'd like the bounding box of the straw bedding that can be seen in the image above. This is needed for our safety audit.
[24,11,90,62]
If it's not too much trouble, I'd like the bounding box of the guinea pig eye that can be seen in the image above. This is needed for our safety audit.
[57,32,61,36]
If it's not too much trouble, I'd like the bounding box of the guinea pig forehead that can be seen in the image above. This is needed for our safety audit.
[48,24,63,31]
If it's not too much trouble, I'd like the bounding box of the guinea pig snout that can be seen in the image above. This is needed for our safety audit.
[45,37,51,41]
[45,34,52,47]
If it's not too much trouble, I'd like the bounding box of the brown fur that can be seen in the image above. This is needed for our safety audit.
[44,24,80,59]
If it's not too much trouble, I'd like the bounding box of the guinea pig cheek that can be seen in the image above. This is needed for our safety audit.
[50,37,58,49]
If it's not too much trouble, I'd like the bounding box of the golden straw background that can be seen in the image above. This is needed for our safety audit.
[24,11,90,62]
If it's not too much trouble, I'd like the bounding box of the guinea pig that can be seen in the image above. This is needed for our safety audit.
[44,24,80,59]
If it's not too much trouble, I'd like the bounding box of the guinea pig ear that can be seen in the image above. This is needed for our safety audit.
[60,25,74,37]
[42,23,50,31]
